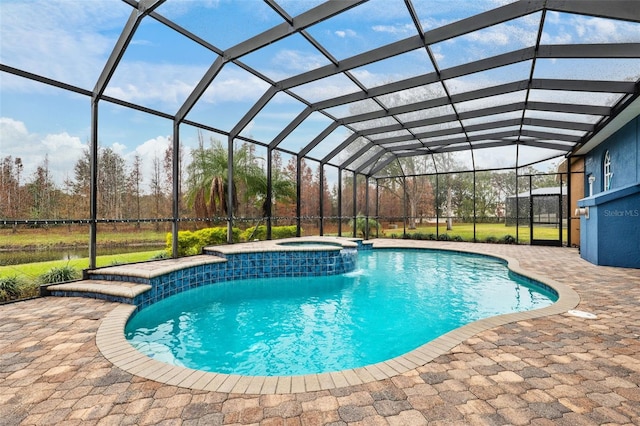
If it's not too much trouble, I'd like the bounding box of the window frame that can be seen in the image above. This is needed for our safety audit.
[603,150,612,191]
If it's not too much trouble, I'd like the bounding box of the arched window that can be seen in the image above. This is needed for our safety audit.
[603,150,612,191]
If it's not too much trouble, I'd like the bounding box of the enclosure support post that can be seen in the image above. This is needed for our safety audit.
[319,163,324,236]
[227,136,234,244]
[364,176,369,240]
[337,168,342,236]
[435,175,439,239]
[559,173,564,245]
[171,121,180,258]
[402,176,407,238]
[375,179,380,238]
[374,179,380,238]
[89,99,99,270]
[529,174,533,244]
[515,171,519,243]
[352,171,357,238]
[473,171,477,242]
[296,156,302,237]
[266,148,273,240]
[566,160,572,247]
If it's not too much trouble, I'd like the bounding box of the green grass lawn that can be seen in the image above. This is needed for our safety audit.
[379,222,566,243]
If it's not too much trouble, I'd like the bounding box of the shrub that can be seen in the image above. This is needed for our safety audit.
[0,276,22,302]
[39,265,79,284]
[348,216,380,239]
[166,230,200,256]
[166,227,241,256]
[241,225,298,241]
[241,225,266,241]
[438,233,451,241]
[484,236,498,244]
[272,225,298,240]
[452,235,464,242]
[500,234,517,244]
[198,227,232,246]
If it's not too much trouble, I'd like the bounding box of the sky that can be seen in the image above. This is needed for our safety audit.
[1,0,640,192]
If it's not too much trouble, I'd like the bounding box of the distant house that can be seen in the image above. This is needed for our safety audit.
[575,99,640,268]
[505,186,567,227]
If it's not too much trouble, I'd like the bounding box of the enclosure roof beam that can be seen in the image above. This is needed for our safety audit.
[321,133,359,164]
[340,144,381,169]
[521,129,582,143]
[225,1,364,60]
[546,0,640,23]
[537,43,640,59]
[269,107,313,149]
[175,56,226,123]
[519,140,577,151]
[94,0,165,99]
[277,0,544,90]
[355,149,388,174]
[299,122,340,157]
[230,86,279,138]
[362,110,523,145]
[176,1,363,123]
[531,79,637,93]
[368,155,400,177]
[523,118,595,132]
[527,101,611,116]
[333,77,633,130]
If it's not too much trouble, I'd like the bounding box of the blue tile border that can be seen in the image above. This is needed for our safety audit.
[112,247,359,309]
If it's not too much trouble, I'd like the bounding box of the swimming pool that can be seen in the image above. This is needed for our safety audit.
[125,249,557,376]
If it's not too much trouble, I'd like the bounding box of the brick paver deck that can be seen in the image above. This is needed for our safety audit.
[1,241,639,425]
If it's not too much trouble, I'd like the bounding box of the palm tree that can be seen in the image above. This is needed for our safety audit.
[185,132,294,222]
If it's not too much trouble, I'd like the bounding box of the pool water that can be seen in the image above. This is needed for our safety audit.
[125,249,557,376]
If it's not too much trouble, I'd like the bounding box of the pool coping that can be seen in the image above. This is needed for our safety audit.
[96,240,580,394]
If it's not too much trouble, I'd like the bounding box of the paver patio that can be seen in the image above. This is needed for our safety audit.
[1,241,639,425]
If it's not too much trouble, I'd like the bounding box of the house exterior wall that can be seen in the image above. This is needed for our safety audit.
[568,157,584,248]
[578,116,640,268]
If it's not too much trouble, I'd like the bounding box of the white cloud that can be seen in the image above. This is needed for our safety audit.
[202,71,270,105]
[372,24,415,36]
[543,13,640,45]
[272,50,328,73]
[0,117,86,185]
[0,0,127,91]
[335,29,357,38]
[110,143,127,156]
[462,23,536,47]
[104,62,209,109]
[128,136,173,192]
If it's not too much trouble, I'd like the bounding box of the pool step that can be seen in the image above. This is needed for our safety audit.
[86,255,224,283]
[45,279,151,304]
[45,255,225,304]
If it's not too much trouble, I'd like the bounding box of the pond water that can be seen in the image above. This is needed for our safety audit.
[0,244,164,266]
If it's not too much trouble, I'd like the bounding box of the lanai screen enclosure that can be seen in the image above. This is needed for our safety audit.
[1,0,639,267]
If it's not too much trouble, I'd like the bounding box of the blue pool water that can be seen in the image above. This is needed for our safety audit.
[125,249,557,376]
